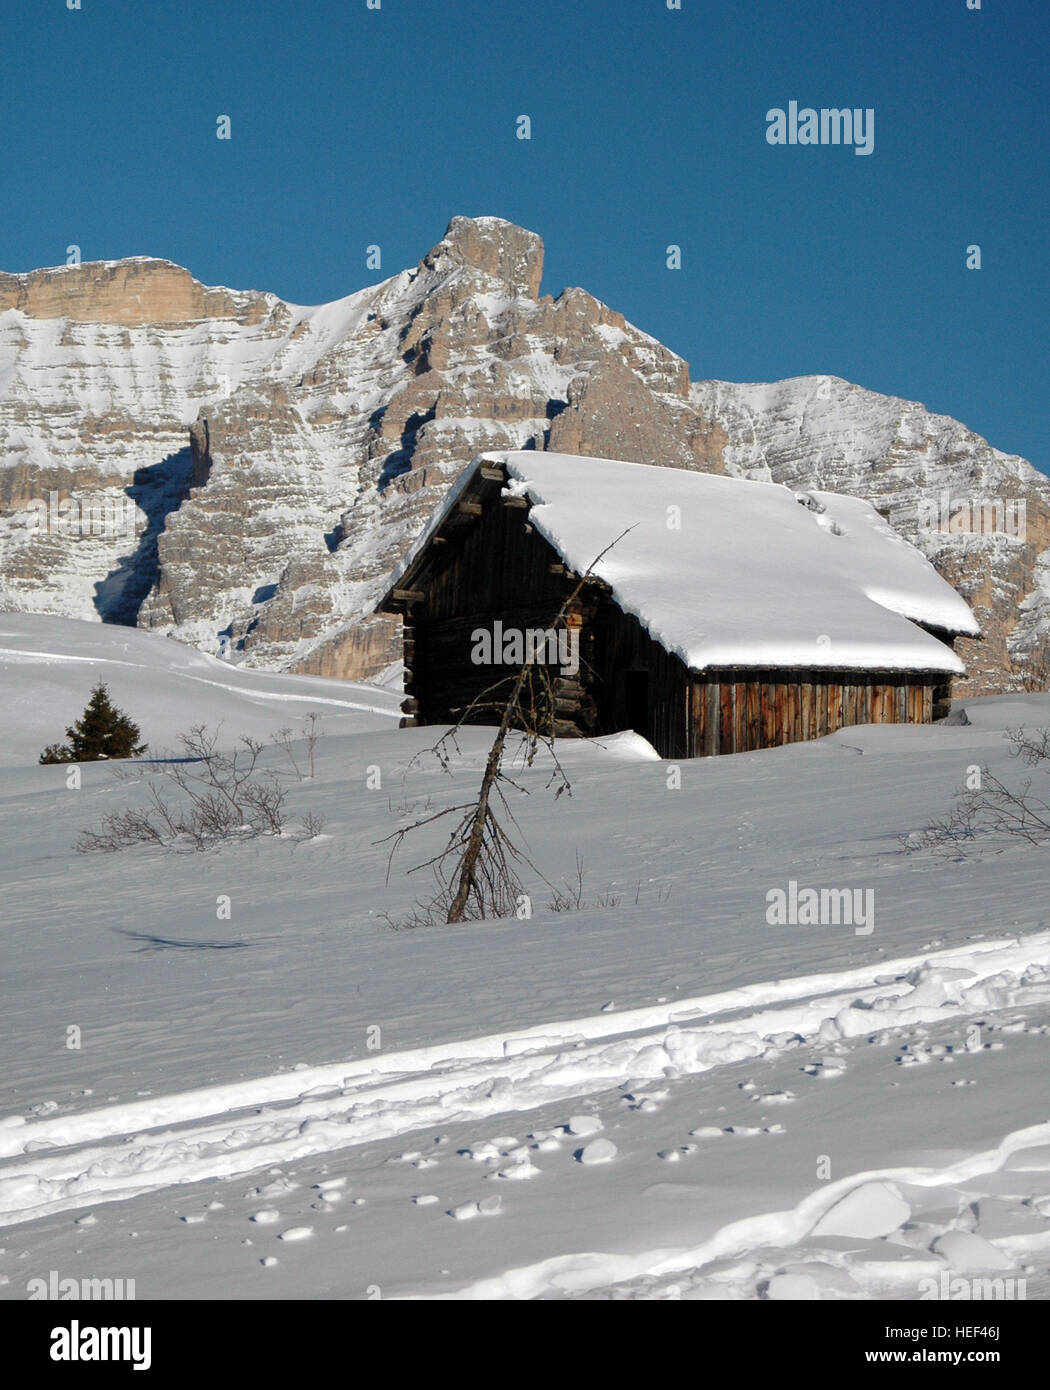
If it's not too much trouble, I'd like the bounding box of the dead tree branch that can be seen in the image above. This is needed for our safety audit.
[381,526,635,924]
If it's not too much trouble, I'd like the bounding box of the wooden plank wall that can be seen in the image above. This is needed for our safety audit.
[686,671,944,757]
[407,491,583,729]
[589,597,693,759]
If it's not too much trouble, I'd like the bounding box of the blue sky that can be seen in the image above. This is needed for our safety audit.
[3,0,1047,471]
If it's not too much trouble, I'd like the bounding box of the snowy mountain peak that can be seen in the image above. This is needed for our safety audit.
[422,216,545,300]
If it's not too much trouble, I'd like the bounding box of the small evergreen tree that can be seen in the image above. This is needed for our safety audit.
[39,683,147,764]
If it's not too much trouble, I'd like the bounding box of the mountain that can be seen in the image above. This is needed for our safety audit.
[1,216,1047,695]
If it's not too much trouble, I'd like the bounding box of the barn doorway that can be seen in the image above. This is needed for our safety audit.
[622,669,650,738]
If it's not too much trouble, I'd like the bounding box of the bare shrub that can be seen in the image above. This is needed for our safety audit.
[546,853,587,912]
[298,810,326,841]
[904,726,1050,857]
[77,724,319,853]
[274,713,323,781]
[546,861,673,914]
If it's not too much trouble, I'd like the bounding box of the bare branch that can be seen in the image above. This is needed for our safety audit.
[380,528,635,925]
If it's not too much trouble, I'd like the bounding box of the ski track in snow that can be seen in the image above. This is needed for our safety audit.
[0,646,399,718]
[178,674,398,717]
[2,930,1048,1263]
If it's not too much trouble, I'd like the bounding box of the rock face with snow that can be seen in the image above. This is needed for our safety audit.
[1,216,1047,693]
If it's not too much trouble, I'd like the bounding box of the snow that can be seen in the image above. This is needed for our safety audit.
[0,613,400,768]
[393,451,977,675]
[577,1139,618,1165]
[566,1115,603,1137]
[932,1230,1015,1271]
[1,616,1049,1300]
[812,1181,912,1239]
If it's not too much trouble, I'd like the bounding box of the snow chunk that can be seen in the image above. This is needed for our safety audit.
[577,1138,617,1165]
[449,1195,502,1220]
[566,1115,603,1137]
[932,1230,1014,1271]
[813,1181,911,1239]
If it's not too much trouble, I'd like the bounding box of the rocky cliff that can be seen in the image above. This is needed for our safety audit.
[1,217,1046,694]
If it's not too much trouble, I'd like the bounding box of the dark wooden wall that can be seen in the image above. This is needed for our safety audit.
[404,484,574,727]
[587,592,693,758]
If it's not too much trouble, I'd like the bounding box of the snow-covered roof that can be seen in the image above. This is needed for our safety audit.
[389,451,978,675]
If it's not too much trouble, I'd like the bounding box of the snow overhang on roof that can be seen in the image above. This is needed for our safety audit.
[383,451,979,676]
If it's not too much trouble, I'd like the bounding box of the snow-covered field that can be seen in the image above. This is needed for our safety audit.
[1,615,1048,1301]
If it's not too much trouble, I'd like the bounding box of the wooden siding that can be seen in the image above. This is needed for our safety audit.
[682,670,946,759]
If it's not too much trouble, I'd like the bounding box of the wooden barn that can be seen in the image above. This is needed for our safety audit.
[376,451,979,760]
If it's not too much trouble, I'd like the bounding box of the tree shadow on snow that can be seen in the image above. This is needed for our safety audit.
[114,929,250,953]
